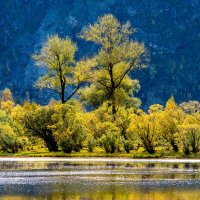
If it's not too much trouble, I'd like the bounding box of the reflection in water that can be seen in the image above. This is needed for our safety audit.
[0,181,200,200]
[172,164,179,169]
[184,163,190,169]
[0,158,199,199]
[146,163,155,168]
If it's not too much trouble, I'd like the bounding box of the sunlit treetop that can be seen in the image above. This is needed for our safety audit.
[80,14,146,114]
[33,35,94,103]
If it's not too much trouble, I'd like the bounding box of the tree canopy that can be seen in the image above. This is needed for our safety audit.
[80,14,146,114]
[33,35,93,103]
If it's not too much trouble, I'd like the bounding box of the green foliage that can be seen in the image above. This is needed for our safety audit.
[0,124,22,153]
[22,105,58,152]
[123,139,133,153]
[98,122,121,153]
[59,137,74,153]
[87,135,96,153]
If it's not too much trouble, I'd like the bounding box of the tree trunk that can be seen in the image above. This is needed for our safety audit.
[43,131,58,151]
[143,140,155,154]
[111,93,117,115]
[61,84,65,104]
[170,140,179,152]
[146,146,155,154]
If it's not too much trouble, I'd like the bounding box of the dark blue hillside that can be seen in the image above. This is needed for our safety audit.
[0,0,199,108]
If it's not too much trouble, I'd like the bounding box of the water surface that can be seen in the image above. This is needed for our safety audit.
[0,158,199,199]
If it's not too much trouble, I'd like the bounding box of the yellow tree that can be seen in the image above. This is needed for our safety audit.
[33,35,94,103]
[0,88,14,114]
[0,88,13,102]
[80,14,146,114]
[0,101,14,114]
[158,97,185,152]
[129,110,160,154]
[21,103,59,152]
[85,103,127,153]
[51,101,87,153]
[178,114,200,154]
[0,110,24,153]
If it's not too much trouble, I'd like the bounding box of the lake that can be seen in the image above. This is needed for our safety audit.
[0,158,199,199]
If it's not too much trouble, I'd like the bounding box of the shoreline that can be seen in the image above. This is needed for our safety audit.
[0,157,200,163]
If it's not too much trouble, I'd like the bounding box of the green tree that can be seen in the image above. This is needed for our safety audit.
[114,107,135,153]
[80,14,146,114]
[99,122,121,153]
[22,106,58,151]
[33,35,92,103]
[86,103,136,153]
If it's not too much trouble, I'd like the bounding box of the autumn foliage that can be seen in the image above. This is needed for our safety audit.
[0,15,199,155]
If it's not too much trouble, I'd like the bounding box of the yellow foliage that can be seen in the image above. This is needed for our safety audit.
[0,100,14,114]
[11,104,24,121]
[79,14,145,112]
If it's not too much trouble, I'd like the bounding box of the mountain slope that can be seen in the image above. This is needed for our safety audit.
[0,0,200,108]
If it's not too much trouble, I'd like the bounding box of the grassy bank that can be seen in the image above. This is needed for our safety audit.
[0,146,199,158]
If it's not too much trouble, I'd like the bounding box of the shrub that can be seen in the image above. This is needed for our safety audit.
[59,137,74,153]
[85,134,96,153]
[123,139,133,153]
[99,125,121,153]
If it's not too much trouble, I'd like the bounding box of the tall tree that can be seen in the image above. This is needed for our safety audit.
[33,35,92,103]
[80,14,146,114]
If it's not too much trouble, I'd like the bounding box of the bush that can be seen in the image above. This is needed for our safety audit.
[87,136,96,153]
[71,125,86,152]
[123,139,133,153]
[59,137,74,153]
[100,132,121,153]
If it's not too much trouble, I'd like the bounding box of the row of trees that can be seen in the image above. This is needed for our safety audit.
[0,89,199,155]
[0,14,199,155]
